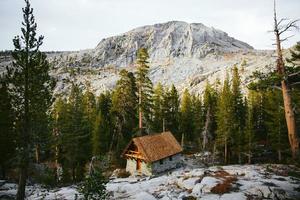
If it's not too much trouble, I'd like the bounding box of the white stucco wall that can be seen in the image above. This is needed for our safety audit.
[140,160,152,176]
[126,158,137,174]
[152,154,182,174]
[126,158,152,176]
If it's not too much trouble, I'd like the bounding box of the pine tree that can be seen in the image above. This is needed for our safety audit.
[216,75,233,164]
[92,112,105,156]
[62,84,90,182]
[202,82,218,151]
[265,90,288,162]
[191,94,204,150]
[244,92,255,164]
[163,84,180,138]
[110,70,138,159]
[82,84,96,138]
[82,85,96,160]
[51,97,65,182]
[0,76,15,179]
[92,92,112,156]
[135,48,153,134]
[151,83,165,132]
[180,89,194,147]
[231,65,246,163]
[6,0,55,198]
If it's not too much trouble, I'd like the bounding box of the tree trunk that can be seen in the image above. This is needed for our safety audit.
[202,107,211,151]
[35,144,40,164]
[17,43,30,200]
[248,139,251,164]
[273,1,299,159]
[247,152,251,164]
[16,166,27,200]
[281,81,299,159]
[181,133,185,149]
[212,142,216,164]
[224,137,228,164]
[138,84,143,135]
[72,167,76,182]
[278,149,282,162]
[238,151,241,164]
[1,165,5,180]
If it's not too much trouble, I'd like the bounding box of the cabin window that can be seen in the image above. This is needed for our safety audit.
[169,156,173,161]
[159,159,163,165]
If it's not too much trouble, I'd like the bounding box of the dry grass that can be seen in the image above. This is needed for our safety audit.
[210,170,238,194]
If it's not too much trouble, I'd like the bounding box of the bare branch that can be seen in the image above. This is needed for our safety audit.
[277,18,289,27]
[290,82,300,86]
[278,19,300,35]
[288,71,300,77]
[271,86,282,91]
[280,35,295,42]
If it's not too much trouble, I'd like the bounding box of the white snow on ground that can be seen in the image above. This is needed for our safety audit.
[1,157,300,199]
[0,183,81,200]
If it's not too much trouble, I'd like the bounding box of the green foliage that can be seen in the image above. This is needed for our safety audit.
[202,82,218,138]
[244,92,255,162]
[216,74,234,163]
[35,167,57,188]
[180,89,194,143]
[151,83,165,132]
[264,90,288,161]
[110,70,138,157]
[54,84,91,182]
[5,0,55,198]
[163,84,180,138]
[0,76,15,178]
[136,48,153,133]
[79,158,108,200]
[231,66,246,162]
[191,94,204,148]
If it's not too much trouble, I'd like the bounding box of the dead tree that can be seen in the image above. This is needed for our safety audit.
[202,107,211,151]
[273,0,299,159]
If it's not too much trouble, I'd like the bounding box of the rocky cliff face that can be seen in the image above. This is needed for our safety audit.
[91,21,253,68]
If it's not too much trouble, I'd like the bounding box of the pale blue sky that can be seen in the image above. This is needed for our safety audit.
[0,0,299,51]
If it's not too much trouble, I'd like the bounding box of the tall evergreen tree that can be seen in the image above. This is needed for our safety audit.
[0,76,15,179]
[6,0,55,198]
[92,92,112,156]
[51,97,68,183]
[244,92,255,164]
[191,94,204,149]
[216,75,233,164]
[82,84,96,138]
[202,82,218,151]
[110,70,138,159]
[231,65,246,163]
[135,48,153,134]
[180,89,194,147]
[151,83,165,132]
[62,84,90,182]
[265,90,288,162]
[163,84,180,138]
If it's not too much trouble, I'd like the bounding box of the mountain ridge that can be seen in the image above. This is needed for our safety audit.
[91,21,254,68]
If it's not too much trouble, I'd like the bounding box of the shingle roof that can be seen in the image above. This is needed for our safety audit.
[123,131,182,162]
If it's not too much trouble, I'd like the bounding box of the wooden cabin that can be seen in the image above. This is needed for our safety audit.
[122,131,183,176]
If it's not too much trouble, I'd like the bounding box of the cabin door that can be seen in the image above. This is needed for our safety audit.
[136,159,141,171]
